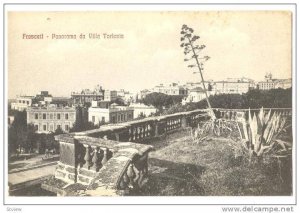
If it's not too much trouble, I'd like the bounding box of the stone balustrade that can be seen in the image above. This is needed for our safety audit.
[42,107,292,196]
[214,108,292,121]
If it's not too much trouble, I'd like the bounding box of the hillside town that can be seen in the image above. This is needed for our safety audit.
[8,73,291,135]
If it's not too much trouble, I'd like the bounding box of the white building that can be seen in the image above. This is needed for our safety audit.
[11,96,35,111]
[88,101,134,125]
[152,83,188,96]
[182,87,213,105]
[27,105,76,133]
[104,90,118,101]
[258,73,292,90]
[129,103,158,118]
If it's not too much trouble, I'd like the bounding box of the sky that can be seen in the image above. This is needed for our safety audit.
[8,11,292,98]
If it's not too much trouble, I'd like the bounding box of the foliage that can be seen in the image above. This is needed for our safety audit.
[141,92,184,109]
[111,97,126,106]
[191,118,240,143]
[69,121,99,133]
[165,88,292,115]
[244,108,291,159]
[8,110,62,155]
[244,88,292,108]
[8,111,28,155]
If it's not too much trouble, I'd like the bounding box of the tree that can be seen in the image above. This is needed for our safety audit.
[111,97,126,106]
[141,92,184,110]
[180,24,215,119]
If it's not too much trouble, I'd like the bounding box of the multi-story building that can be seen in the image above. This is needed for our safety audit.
[11,96,35,111]
[182,87,209,105]
[258,73,292,90]
[104,90,118,102]
[27,105,76,133]
[152,83,188,96]
[71,85,104,105]
[184,78,255,95]
[88,101,133,125]
[129,103,158,118]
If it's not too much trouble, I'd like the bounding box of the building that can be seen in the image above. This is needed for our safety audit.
[71,85,104,105]
[208,78,255,94]
[258,73,292,90]
[88,101,133,125]
[182,87,209,105]
[117,89,136,103]
[11,96,35,111]
[27,105,76,133]
[104,90,118,102]
[152,83,188,96]
[129,103,158,118]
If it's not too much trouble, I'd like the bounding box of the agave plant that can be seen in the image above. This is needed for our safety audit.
[246,107,291,160]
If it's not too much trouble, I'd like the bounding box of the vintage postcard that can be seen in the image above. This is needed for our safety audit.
[2,2,298,212]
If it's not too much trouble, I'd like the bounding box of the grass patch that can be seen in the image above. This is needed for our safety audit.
[140,130,292,196]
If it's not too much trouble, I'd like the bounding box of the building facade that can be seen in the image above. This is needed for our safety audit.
[88,102,133,125]
[129,103,157,118]
[71,85,104,105]
[104,90,118,102]
[152,83,188,96]
[11,96,35,111]
[27,105,76,133]
[258,74,292,90]
[182,87,208,105]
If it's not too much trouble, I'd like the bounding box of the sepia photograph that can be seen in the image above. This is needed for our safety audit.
[3,2,297,209]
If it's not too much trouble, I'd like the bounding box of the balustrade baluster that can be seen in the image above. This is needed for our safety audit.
[101,147,108,165]
[119,177,126,190]
[83,144,91,170]
[123,172,130,185]
[91,146,99,172]
[127,164,136,187]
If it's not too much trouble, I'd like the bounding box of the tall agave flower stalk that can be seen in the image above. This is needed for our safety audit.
[247,107,291,160]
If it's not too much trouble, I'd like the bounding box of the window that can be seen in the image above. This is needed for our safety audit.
[65,113,69,120]
[27,101,29,105]
[57,125,61,130]
[43,113,46,119]
[57,113,61,120]
[111,116,116,123]
[101,116,105,122]
[43,125,47,131]
[65,125,69,131]
[49,124,54,132]
[50,113,53,119]
[35,113,38,119]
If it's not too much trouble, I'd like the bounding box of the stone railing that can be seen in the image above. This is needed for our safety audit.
[78,109,210,142]
[213,108,292,140]
[214,108,292,121]
[42,107,292,196]
[42,109,210,196]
